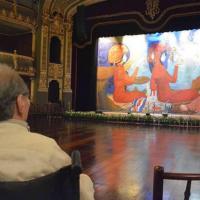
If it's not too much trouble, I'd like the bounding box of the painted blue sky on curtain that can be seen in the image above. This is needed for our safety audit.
[96,29,200,114]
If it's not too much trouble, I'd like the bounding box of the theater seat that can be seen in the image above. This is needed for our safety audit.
[0,150,82,200]
[153,165,200,200]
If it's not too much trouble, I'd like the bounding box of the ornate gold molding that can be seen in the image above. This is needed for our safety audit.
[0,8,36,31]
[65,28,72,73]
[12,0,17,17]
[62,15,72,92]
[42,12,50,25]
[32,30,36,58]
[38,24,49,92]
[40,0,107,102]
[63,73,71,92]
[65,17,73,32]
[145,0,160,20]
[48,63,63,79]
[38,71,48,92]
[40,25,49,71]
[50,12,65,35]
[43,0,53,15]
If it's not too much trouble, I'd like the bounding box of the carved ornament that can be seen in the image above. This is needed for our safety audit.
[39,71,48,91]
[0,8,35,30]
[42,12,50,25]
[145,0,160,20]
[50,12,64,35]
[49,63,63,79]
[63,74,71,91]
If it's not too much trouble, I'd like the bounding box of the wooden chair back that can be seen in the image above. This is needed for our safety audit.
[153,165,200,200]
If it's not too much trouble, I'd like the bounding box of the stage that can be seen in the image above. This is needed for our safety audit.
[29,117,200,200]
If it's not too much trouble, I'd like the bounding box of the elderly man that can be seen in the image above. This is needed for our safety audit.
[0,64,94,200]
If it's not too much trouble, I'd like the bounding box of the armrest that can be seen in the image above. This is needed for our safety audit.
[71,150,82,174]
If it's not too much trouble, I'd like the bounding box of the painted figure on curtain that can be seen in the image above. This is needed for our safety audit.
[148,40,200,104]
[97,30,200,114]
[97,37,149,112]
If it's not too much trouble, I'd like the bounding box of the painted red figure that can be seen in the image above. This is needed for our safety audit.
[108,44,146,103]
[113,64,146,102]
[149,43,199,104]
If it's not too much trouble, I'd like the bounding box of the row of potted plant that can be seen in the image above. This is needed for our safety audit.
[64,111,200,128]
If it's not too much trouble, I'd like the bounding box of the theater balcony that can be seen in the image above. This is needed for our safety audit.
[0,51,35,77]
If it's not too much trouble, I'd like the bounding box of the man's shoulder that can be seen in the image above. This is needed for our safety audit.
[28,131,57,145]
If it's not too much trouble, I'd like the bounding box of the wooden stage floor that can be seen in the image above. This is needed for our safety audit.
[29,117,200,200]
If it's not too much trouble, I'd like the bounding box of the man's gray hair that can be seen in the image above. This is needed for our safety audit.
[0,64,29,121]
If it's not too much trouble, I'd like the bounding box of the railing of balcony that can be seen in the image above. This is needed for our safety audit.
[0,51,35,76]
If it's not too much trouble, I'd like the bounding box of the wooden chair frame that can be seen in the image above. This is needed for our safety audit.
[153,165,200,200]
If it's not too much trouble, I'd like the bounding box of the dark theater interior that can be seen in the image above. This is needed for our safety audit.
[1,0,200,199]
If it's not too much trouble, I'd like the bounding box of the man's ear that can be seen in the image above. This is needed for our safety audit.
[16,94,25,116]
